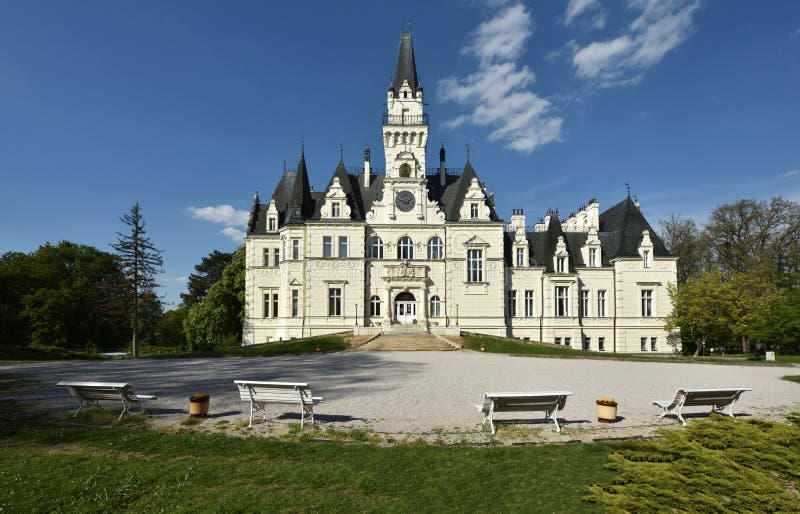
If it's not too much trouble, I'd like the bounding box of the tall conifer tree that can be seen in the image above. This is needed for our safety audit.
[111,203,163,357]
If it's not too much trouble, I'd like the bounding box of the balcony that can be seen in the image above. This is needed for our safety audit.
[382,113,429,126]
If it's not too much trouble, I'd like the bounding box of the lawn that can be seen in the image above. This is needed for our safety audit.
[0,420,612,513]
[137,335,350,359]
[783,375,800,384]
[462,334,644,359]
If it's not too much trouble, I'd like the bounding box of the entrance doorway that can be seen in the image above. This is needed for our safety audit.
[394,292,417,324]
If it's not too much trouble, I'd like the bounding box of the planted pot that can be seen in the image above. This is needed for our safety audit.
[597,404,617,423]
[189,394,210,417]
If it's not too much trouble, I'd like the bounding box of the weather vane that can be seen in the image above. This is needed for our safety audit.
[466,143,470,160]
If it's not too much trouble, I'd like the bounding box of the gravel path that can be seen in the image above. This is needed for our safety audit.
[3,351,798,443]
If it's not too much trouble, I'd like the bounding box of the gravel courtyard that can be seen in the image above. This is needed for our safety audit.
[4,351,799,443]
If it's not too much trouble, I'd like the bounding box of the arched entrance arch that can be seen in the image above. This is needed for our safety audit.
[394,291,417,324]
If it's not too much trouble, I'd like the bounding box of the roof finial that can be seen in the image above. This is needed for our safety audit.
[465,143,470,161]
[625,180,631,197]
[282,160,286,172]
[339,143,344,162]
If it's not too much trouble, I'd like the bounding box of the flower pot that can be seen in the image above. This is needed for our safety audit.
[189,398,210,417]
[597,404,617,423]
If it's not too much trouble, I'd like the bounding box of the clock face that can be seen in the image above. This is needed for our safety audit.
[395,190,416,212]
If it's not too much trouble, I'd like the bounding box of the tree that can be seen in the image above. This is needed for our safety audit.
[156,306,188,349]
[181,250,233,307]
[2,242,128,351]
[659,214,708,284]
[665,271,730,356]
[111,203,164,357]
[705,197,800,283]
[183,246,245,351]
[751,287,800,354]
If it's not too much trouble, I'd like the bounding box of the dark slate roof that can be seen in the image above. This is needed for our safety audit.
[436,161,500,221]
[312,161,367,221]
[525,214,577,272]
[598,196,670,257]
[284,150,315,224]
[389,32,421,94]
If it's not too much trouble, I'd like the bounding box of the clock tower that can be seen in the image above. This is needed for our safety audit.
[383,32,428,179]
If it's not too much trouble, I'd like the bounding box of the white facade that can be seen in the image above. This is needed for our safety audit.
[243,33,678,353]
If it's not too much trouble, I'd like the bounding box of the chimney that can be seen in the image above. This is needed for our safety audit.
[363,146,371,188]
[586,197,599,229]
[508,208,526,233]
[439,145,446,187]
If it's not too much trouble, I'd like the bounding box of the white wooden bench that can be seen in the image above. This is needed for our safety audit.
[234,380,323,428]
[652,387,752,426]
[475,391,573,434]
[57,381,157,421]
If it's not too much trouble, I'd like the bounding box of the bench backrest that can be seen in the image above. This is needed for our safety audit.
[485,392,572,413]
[680,388,749,407]
[58,381,134,402]
[234,381,313,405]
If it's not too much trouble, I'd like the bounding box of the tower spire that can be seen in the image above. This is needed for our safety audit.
[390,31,421,94]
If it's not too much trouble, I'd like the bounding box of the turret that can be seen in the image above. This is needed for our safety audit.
[364,146,371,188]
[439,145,446,186]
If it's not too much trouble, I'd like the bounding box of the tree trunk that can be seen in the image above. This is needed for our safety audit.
[131,290,139,358]
[693,336,705,357]
[741,335,749,354]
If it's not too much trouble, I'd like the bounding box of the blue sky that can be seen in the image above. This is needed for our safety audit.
[1,0,799,308]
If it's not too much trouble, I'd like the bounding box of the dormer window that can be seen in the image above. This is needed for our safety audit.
[331,202,341,218]
[403,91,408,99]
[557,256,567,273]
[516,248,525,267]
[589,248,597,267]
[642,250,650,268]
[268,217,276,231]
[470,203,479,219]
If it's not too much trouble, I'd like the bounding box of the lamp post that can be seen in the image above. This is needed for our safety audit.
[355,304,359,326]
[455,304,459,326]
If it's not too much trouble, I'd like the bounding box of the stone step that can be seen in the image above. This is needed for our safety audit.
[358,333,455,351]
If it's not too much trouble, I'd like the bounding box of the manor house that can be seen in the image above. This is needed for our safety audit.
[244,33,678,353]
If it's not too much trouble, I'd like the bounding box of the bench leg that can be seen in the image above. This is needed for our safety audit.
[248,400,254,428]
[675,407,686,426]
[548,407,562,433]
[488,402,496,435]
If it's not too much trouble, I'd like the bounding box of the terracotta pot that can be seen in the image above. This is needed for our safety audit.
[189,398,210,417]
[597,404,617,423]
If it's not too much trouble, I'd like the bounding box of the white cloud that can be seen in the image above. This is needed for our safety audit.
[564,0,606,29]
[790,27,800,39]
[438,2,564,154]
[783,169,799,178]
[220,226,246,241]
[165,276,188,283]
[187,204,249,242]
[570,0,701,87]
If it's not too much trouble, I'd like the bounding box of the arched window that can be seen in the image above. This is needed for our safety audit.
[367,236,383,259]
[397,236,414,260]
[369,295,381,317]
[399,163,411,177]
[429,296,442,317]
[427,236,444,260]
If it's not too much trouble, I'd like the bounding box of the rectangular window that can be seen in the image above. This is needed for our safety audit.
[292,239,300,260]
[328,288,342,316]
[643,250,650,268]
[470,202,479,219]
[263,249,269,267]
[323,236,332,258]
[263,292,270,318]
[273,248,279,266]
[338,236,348,258]
[331,202,341,217]
[272,293,279,319]
[580,290,590,317]
[467,249,483,282]
[641,289,653,317]
[598,337,605,351]
[555,337,562,345]
[516,248,525,267]
[583,337,590,351]
[597,290,607,317]
[268,217,276,231]
[555,286,569,317]
[524,290,534,317]
[564,337,571,347]
[291,289,299,317]
[589,247,597,267]
[651,337,657,352]
[641,337,647,351]
[506,290,517,317]
[557,256,566,273]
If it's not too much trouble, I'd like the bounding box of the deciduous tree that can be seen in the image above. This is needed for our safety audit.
[180,250,233,307]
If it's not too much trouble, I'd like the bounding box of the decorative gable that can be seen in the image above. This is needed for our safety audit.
[462,235,490,248]
[554,236,569,273]
[581,227,602,267]
[320,177,352,220]
[459,178,490,221]
[266,200,279,231]
[638,229,654,268]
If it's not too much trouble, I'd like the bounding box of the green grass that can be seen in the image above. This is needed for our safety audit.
[462,334,642,358]
[585,416,800,512]
[0,421,612,513]
[143,335,350,359]
[782,375,800,384]
[0,345,108,361]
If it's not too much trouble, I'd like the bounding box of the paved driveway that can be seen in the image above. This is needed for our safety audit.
[3,352,798,441]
